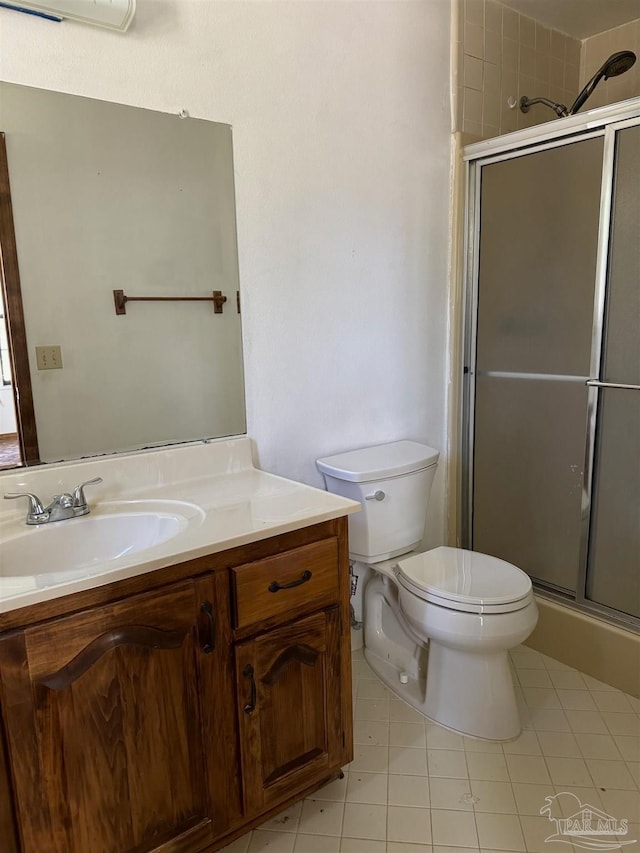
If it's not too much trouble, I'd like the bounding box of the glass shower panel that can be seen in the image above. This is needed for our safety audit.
[586,123,640,620]
[587,390,640,617]
[601,125,640,386]
[473,376,588,592]
[472,137,604,591]
[476,138,604,375]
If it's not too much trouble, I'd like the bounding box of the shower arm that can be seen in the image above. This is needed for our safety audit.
[519,96,568,117]
[520,52,636,119]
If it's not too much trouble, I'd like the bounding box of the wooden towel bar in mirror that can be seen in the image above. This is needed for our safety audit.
[112,289,233,315]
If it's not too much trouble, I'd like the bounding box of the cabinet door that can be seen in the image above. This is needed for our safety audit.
[0,579,233,853]
[236,608,344,815]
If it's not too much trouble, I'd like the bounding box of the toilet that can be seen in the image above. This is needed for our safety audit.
[316,440,538,741]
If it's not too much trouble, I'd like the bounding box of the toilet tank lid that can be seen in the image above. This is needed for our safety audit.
[316,440,439,482]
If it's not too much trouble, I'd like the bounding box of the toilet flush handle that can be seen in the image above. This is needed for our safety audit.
[365,490,385,501]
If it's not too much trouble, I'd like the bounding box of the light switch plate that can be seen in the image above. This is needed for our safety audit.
[36,345,63,370]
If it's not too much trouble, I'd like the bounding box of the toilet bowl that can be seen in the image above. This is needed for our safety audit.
[395,547,538,740]
[317,440,538,741]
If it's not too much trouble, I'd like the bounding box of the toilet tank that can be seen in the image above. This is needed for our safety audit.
[317,441,439,562]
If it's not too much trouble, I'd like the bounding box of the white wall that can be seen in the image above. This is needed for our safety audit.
[0,0,452,545]
[0,386,17,434]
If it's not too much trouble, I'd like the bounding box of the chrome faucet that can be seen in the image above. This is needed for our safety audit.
[4,477,103,525]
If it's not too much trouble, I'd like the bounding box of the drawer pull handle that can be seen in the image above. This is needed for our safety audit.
[268,570,312,593]
[243,664,256,714]
[200,601,215,654]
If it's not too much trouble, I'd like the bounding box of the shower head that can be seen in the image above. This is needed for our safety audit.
[601,50,637,77]
[519,50,636,120]
[568,51,636,115]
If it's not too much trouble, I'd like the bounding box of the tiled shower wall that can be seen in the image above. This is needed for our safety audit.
[455,0,640,141]
[580,19,640,109]
[455,0,581,139]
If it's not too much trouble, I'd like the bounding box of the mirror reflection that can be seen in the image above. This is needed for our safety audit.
[0,82,246,468]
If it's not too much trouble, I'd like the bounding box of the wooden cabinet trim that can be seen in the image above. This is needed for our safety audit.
[148,818,214,853]
[39,624,188,691]
[22,580,197,681]
[262,643,320,683]
[0,632,55,851]
[194,572,243,837]
[0,720,19,853]
[336,516,354,767]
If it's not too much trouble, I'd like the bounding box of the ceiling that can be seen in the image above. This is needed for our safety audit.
[500,0,640,39]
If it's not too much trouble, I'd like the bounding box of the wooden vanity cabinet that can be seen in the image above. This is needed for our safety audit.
[0,517,353,853]
[0,574,240,853]
[231,535,349,816]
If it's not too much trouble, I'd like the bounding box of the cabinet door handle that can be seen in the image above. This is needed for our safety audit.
[268,570,312,593]
[200,601,215,653]
[243,664,257,714]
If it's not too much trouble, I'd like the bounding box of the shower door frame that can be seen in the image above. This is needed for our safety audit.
[461,99,640,632]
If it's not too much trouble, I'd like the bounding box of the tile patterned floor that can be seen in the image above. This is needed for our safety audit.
[223,645,640,853]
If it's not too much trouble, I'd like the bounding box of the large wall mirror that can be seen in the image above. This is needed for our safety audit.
[0,82,246,468]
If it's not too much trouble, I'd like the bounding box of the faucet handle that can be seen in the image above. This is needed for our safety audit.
[51,493,74,509]
[72,477,103,508]
[4,492,46,516]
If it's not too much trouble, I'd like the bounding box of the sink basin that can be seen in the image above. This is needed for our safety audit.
[0,502,200,582]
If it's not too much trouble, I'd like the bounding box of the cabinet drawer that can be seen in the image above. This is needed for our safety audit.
[232,538,339,629]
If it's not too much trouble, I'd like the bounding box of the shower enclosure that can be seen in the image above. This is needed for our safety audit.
[462,102,640,630]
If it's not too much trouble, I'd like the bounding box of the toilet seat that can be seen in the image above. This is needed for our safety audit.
[396,546,533,614]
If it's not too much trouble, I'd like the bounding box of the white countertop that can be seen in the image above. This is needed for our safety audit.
[0,438,359,613]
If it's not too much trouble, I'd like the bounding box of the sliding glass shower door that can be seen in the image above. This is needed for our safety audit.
[471,136,604,593]
[586,123,640,619]
[465,115,640,627]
